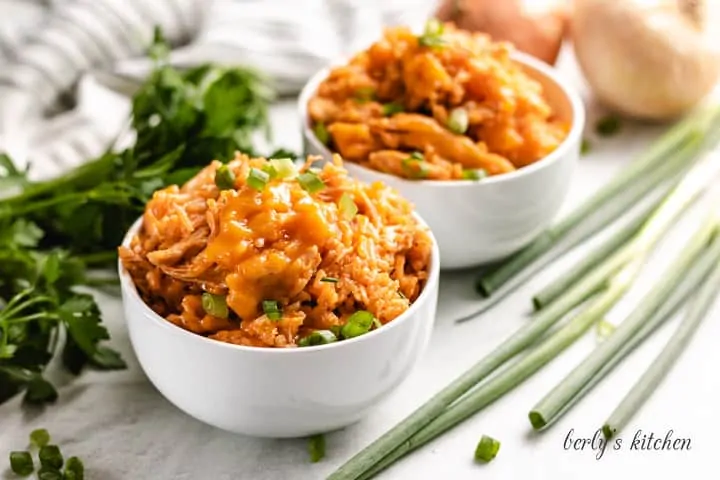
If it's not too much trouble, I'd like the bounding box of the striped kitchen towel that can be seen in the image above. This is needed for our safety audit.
[0,0,438,180]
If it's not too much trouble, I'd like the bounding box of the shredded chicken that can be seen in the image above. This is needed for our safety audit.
[119,154,432,348]
[308,23,569,180]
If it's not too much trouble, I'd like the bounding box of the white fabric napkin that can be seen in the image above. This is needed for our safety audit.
[0,0,438,179]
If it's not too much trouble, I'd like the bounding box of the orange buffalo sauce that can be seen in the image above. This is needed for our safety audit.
[205,183,337,322]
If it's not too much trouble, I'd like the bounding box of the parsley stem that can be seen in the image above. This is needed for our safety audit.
[0,294,56,322]
[76,251,118,266]
[1,154,117,206]
[6,313,61,324]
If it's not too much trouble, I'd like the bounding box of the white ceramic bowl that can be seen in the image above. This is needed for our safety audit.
[298,52,585,270]
[119,216,440,438]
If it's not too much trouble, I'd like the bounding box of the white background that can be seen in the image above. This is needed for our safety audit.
[1,48,720,480]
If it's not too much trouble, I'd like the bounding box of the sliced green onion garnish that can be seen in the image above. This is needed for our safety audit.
[447,107,469,134]
[474,435,500,463]
[596,115,622,137]
[382,102,404,116]
[64,457,84,480]
[268,158,298,179]
[313,122,330,145]
[338,193,358,221]
[10,451,34,476]
[418,18,446,47]
[341,310,376,339]
[308,434,326,462]
[298,330,338,347]
[214,165,235,190]
[262,300,282,320]
[30,428,50,448]
[372,318,383,329]
[247,167,270,191]
[201,293,229,319]
[329,325,343,337]
[321,277,339,283]
[298,171,326,193]
[261,164,278,180]
[38,467,63,480]
[462,169,487,181]
[581,138,592,155]
[38,445,63,470]
[354,86,376,103]
[402,153,430,179]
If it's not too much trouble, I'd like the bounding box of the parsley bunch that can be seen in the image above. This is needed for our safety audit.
[0,30,285,405]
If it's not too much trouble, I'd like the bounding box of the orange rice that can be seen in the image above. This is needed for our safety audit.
[119,154,432,348]
[308,22,569,180]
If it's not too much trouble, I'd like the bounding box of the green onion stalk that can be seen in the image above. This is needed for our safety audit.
[358,256,644,480]
[528,157,720,429]
[545,229,720,429]
[329,149,719,480]
[602,219,720,438]
[466,106,720,317]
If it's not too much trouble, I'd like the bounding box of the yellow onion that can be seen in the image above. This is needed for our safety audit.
[435,0,570,65]
[572,0,720,121]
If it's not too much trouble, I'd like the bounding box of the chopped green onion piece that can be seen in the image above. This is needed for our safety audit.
[596,115,622,137]
[595,319,616,342]
[402,155,430,179]
[474,435,501,463]
[214,165,235,190]
[581,138,592,155]
[201,293,229,319]
[462,169,487,181]
[447,108,469,134]
[372,318,383,329]
[308,434,326,462]
[30,429,50,448]
[425,18,444,36]
[64,457,84,480]
[38,445,63,470]
[298,171,326,193]
[247,167,270,191]
[268,158,298,179]
[298,330,338,347]
[382,102,404,116]
[341,310,376,338]
[38,467,62,480]
[321,277,339,283]
[418,18,446,47]
[354,86,376,103]
[330,325,343,337]
[10,451,34,476]
[262,300,282,320]
[313,122,330,145]
[261,164,278,180]
[339,193,358,221]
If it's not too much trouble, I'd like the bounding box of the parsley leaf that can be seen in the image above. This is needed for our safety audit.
[0,30,292,407]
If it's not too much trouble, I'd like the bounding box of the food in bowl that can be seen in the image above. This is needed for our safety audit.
[307,20,570,181]
[118,153,432,348]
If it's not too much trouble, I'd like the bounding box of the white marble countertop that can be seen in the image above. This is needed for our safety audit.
[1,53,719,480]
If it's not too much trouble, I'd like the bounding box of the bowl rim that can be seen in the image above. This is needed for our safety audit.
[118,211,441,355]
[298,50,585,187]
